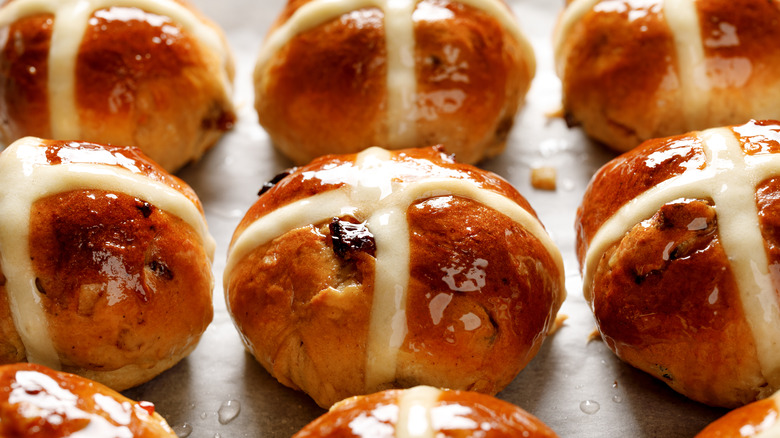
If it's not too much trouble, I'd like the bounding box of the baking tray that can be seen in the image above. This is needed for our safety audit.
[123,0,731,436]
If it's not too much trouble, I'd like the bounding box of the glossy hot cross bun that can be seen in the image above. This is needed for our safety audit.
[225,146,565,408]
[577,120,780,407]
[0,137,214,391]
[0,363,176,437]
[294,386,559,438]
[554,0,780,152]
[0,0,236,172]
[254,0,536,165]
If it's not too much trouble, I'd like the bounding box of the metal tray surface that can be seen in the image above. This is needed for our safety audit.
[123,0,730,436]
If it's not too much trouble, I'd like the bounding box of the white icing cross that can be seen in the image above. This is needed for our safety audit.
[255,0,534,148]
[0,137,214,370]
[396,386,441,438]
[0,0,231,141]
[662,0,708,127]
[225,147,563,391]
[582,124,780,390]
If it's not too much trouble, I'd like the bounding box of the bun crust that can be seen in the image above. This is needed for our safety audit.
[555,0,780,152]
[254,0,535,165]
[0,137,214,391]
[293,386,559,437]
[0,0,235,172]
[225,146,564,408]
[696,390,780,437]
[0,362,176,437]
[576,120,780,407]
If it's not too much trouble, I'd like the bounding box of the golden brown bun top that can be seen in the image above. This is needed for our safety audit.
[576,119,780,266]
[255,0,534,165]
[0,363,176,437]
[266,0,531,68]
[555,0,780,69]
[32,138,204,213]
[235,145,537,243]
[557,0,780,79]
[294,386,559,438]
[575,130,704,265]
[0,0,235,86]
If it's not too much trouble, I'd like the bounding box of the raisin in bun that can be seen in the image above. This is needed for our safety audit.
[254,0,535,165]
[0,0,235,172]
[576,120,780,407]
[696,390,780,437]
[294,386,559,438]
[554,0,780,152]
[225,146,565,408]
[0,363,176,437]
[0,137,214,391]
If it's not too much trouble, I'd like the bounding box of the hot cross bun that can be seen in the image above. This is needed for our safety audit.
[0,137,214,391]
[254,0,535,165]
[225,146,565,408]
[555,0,780,152]
[0,0,235,172]
[577,120,780,407]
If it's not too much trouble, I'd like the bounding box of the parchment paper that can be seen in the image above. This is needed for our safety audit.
[123,0,730,436]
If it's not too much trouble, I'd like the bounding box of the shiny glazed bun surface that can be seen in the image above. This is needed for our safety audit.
[225,146,565,408]
[293,386,559,438]
[576,120,780,407]
[554,0,780,152]
[0,0,236,172]
[0,137,214,391]
[695,390,780,437]
[0,362,176,437]
[254,0,535,165]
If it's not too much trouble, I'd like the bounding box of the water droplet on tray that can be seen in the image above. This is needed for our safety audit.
[580,400,600,415]
[218,399,241,424]
[200,411,208,419]
[173,422,193,437]
[612,395,623,403]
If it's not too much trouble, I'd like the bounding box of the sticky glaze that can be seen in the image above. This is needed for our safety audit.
[0,137,213,370]
[744,391,780,437]
[0,364,175,437]
[255,0,533,148]
[0,0,231,140]
[225,147,563,392]
[10,370,136,436]
[583,126,780,390]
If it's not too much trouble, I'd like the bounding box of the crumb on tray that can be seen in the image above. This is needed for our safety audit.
[587,328,602,343]
[548,313,568,335]
[531,166,557,191]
